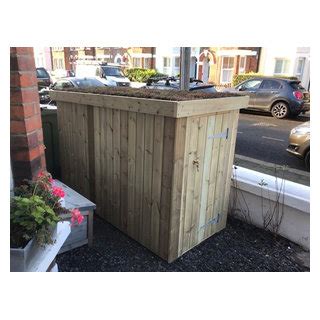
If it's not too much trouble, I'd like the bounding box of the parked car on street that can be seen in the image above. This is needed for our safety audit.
[50,69,75,82]
[36,67,52,90]
[145,76,217,93]
[286,121,310,170]
[50,77,106,90]
[224,77,310,119]
[46,77,106,105]
[75,61,130,87]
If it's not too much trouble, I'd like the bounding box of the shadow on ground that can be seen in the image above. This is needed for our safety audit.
[57,216,309,272]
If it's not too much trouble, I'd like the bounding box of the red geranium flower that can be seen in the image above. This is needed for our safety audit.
[70,208,84,226]
[52,186,65,198]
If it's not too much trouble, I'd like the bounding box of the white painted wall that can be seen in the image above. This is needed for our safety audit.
[155,47,200,77]
[229,166,310,249]
[258,47,310,89]
[33,47,52,71]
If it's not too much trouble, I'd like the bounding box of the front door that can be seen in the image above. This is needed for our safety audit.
[202,58,210,83]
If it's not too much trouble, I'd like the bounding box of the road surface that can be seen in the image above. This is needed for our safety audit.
[234,111,310,185]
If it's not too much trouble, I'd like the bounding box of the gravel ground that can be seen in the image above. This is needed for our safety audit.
[57,216,309,272]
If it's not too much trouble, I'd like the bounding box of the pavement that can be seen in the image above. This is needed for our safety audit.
[234,154,310,186]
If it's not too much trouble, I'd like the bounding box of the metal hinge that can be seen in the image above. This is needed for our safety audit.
[208,128,229,140]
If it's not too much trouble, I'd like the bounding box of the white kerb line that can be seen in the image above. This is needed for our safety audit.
[262,136,285,142]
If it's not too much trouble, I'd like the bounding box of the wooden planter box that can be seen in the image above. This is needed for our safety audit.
[54,180,96,254]
[50,90,248,262]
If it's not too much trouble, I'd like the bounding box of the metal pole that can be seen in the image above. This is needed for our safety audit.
[180,47,191,90]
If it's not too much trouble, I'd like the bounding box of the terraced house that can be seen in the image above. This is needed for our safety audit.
[155,47,260,86]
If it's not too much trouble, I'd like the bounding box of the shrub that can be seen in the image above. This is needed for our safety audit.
[10,171,84,248]
[124,68,166,83]
[11,195,60,248]
[232,72,298,87]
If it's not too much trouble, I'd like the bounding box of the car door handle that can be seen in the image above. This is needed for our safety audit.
[271,91,278,94]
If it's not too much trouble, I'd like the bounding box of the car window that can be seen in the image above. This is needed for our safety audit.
[240,79,262,90]
[101,66,125,77]
[260,80,281,90]
[52,81,63,90]
[74,78,105,88]
[61,81,74,89]
[53,80,73,89]
[36,68,49,78]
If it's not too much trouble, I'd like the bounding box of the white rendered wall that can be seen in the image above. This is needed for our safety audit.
[229,166,310,249]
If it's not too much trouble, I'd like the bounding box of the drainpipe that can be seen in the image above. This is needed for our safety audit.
[49,47,54,70]
[91,47,96,60]
[151,47,155,69]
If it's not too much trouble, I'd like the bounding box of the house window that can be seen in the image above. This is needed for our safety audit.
[295,57,306,80]
[239,56,246,74]
[274,59,290,75]
[53,58,58,69]
[174,57,180,68]
[144,58,151,69]
[163,57,171,68]
[132,57,142,68]
[221,56,234,83]
[163,57,171,75]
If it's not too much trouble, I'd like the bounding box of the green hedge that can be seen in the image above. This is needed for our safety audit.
[232,72,298,87]
[124,68,166,83]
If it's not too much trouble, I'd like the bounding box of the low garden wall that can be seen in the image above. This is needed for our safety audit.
[229,165,310,250]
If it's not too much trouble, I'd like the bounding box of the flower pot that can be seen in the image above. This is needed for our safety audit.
[10,221,70,272]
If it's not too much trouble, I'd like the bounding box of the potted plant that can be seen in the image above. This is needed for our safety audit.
[10,171,84,272]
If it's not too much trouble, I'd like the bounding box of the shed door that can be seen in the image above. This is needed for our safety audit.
[180,111,236,254]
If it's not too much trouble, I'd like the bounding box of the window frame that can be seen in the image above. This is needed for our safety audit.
[163,57,171,75]
[239,56,246,74]
[273,58,290,75]
[295,57,306,80]
[132,57,142,68]
[220,56,235,84]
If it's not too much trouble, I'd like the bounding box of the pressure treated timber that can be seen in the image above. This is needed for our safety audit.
[52,90,248,262]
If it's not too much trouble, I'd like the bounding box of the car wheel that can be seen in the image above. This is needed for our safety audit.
[271,102,289,119]
[305,150,310,171]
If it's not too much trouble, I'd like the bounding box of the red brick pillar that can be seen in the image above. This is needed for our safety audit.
[10,47,46,185]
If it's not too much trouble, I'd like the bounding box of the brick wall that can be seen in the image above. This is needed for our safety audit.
[10,47,46,185]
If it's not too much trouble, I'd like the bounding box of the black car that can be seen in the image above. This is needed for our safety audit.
[51,77,106,90]
[36,67,52,90]
[145,76,217,93]
[41,77,106,105]
[226,77,310,119]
